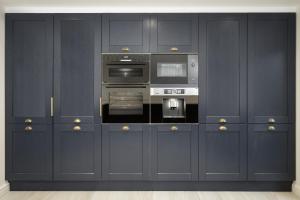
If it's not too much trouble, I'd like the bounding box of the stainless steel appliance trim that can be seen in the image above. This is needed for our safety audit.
[150,87,199,96]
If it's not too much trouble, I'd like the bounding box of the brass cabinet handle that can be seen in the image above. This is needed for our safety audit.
[170,47,179,52]
[73,126,81,131]
[219,118,227,124]
[121,47,130,52]
[24,118,32,124]
[24,126,32,132]
[51,97,54,117]
[170,126,178,131]
[122,125,129,131]
[268,118,276,124]
[219,126,227,132]
[74,118,81,124]
[99,97,102,117]
[268,125,276,131]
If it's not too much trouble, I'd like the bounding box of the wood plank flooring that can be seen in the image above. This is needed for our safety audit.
[0,191,299,200]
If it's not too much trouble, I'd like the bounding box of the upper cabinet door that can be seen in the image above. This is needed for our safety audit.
[199,14,247,124]
[248,14,296,124]
[6,14,53,124]
[102,14,150,53]
[54,14,101,124]
[150,14,198,53]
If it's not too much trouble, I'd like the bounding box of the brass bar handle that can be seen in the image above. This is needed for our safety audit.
[73,126,81,131]
[268,125,276,131]
[24,126,32,132]
[122,125,129,131]
[99,97,102,117]
[74,118,81,124]
[170,47,179,52]
[51,97,54,117]
[268,118,276,124]
[170,126,178,131]
[219,118,227,124]
[219,126,227,132]
[24,118,32,124]
[121,47,130,52]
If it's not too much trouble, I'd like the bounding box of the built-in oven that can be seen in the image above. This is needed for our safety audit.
[150,87,198,123]
[151,54,198,86]
[102,54,150,84]
[102,84,150,123]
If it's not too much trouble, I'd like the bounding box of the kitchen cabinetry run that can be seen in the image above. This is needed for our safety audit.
[54,14,101,124]
[199,124,247,181]
[102,124,150,180]
[151,124,198,181]
[199,14,247,124]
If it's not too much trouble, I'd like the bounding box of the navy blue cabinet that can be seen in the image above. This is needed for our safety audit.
[248,124,292,181]
[102,124,150,180]
[102,14,150,53]
[54,14,101,124]
[248,14,295,124]
[199,14,247,124]
[54,124,101,180]
[5,14,53,181]
[151,124,198,181]
[199,124,247,180]
[150,14,198,53]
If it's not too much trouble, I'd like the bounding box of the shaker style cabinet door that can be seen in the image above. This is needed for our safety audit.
[151,124,198,181]
[199,14,247,124]
[102,14,150,53]
[102,124,150,180]
[248,14,296,124]
[54,124,101,180]
[248,124,292,181]
[54,14,101,124]
[150,14,198,53]
[5,14,53,124]
[199,124,247,181]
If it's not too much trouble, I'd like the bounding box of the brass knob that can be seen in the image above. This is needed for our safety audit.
[170,126,178,131]
[121,47,129,52]
[24,126,32,132]
[74,118,81,124]
[122,125,129,131]
[219,126,227,132]
[24,118,32,124]
[73,126,81,131]
[268,118,276,124]
[268,125,276,131]
[219,118,227,124]
[170,47,179,52]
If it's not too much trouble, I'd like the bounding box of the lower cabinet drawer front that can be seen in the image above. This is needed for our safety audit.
[7,124,52,181]
[199,124,247,181]
[248,124,292,181]
[151,124,198,181]
[102,124,150,180]
[54,124,101,181]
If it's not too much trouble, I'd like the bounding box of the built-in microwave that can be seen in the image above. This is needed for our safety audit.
[151,54,198,86]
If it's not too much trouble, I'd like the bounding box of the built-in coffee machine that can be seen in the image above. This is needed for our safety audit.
[150,54,199,123]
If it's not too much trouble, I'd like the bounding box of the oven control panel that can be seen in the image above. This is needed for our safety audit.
[150,88,199,96]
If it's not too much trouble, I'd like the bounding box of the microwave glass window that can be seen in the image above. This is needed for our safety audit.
[109,91,143,115]
[157,63,187,78]
[108,67,143,78]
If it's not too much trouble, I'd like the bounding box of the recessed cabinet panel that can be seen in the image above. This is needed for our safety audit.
[54,124,101,181]
[199,124,247,181]
[248,14,295,124]
[6,14,53,124]
[102,124,150,180]
[151,124,198,181]
[6,124,52,181]
[199,14,247,124]
[102,14,150,53]
[150,14,198,53]
[54,14,101,124]
[248,124,291,181]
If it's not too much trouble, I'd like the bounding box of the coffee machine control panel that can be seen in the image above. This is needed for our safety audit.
[150,88,198,96]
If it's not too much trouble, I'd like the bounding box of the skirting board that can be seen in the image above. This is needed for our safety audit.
[0,183,9,198]
[10,181,292,191]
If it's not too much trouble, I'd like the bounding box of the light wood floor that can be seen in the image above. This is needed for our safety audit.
[0,191,299,200]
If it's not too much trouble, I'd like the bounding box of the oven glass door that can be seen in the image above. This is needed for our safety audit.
[151,55,188,84]
[102,85,150,123]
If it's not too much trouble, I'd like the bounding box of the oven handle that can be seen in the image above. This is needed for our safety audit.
[104,85,147,89]
[119,59,133,62]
